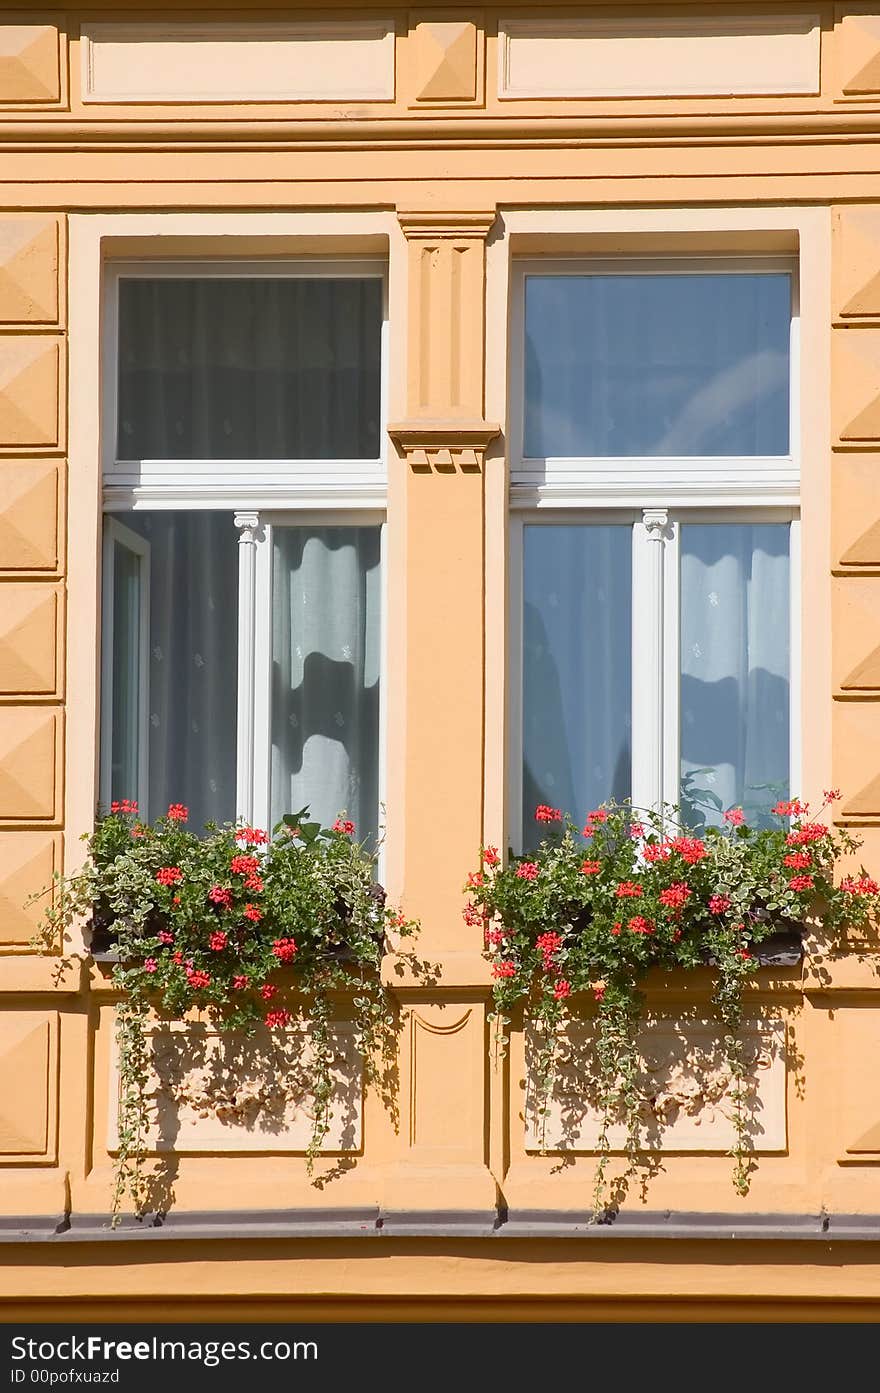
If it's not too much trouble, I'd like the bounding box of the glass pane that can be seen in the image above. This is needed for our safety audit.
[522,524,631,849]
[680,522,790,830]
[117,277,383,460]
[524,272,790,458]
[109,541,142,806]
[271,526,381,848]
[107,513,238,831]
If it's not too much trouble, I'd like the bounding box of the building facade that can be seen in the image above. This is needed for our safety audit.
[1,0,880,1319]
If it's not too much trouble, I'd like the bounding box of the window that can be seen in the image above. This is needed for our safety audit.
[100,262,387,844]
[510,258,799,850]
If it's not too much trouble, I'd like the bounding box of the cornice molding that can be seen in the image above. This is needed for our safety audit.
[397,210,497,240]
[388,420,501,469]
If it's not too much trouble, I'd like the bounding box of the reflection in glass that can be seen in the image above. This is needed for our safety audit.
[680,523,790,830]
[522,524,631,850]
[524,273,790,459]
[118,277,383,461]
[271,527,381,847]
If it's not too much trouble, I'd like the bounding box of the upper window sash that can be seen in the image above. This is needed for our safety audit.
[102,259,389,501]
[509,256,799,507]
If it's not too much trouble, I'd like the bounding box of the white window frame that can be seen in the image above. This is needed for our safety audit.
[99,517,151,816]
[102,258,389,507]
[100,258,388,852]
[507,255,801,849]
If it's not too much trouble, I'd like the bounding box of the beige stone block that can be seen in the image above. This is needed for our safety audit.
[411,18,479,103]
[0,218,60,325]
[832,455,880,570]
[0,831,60,947]
[524,1017,786,1154]
[834,207,880,321]
[0,583,61,696]
[0,707,61,822]
[0,23,60,104]
[834,702,880,820]
[835,11,880,96]
[407,1004,484,1162]
[0,337,61,449]
[108,1021,362,1154]
[0,1012,57,1159]
[0,460,61,572]
[834,577,880,692]
[833,329,880,443]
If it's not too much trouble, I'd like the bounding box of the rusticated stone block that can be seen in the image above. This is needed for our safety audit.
[411,18,479,103]
[0,217,60,325]
[0,23,60,104]
[0,337,61,449]
[834,329,880,443]
[0,831,60,947]
[0,460,61,571]
[0,706,61,822]
[0,583,61,696]
[0,1012,57,1159]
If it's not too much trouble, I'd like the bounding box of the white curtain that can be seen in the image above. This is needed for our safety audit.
[524,272,790,459]
[680,523,790,829]
[117,277,383,461]
[270,526,381,846]
[113,512,239,832]
[522,524,632,849]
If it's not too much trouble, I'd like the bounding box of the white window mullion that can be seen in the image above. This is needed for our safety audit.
[507,515,525,851]
[234,511,261,825]
[663,517,681,818]
[632,509,667,817]
[252,521,273,835]
[100,518,151,817]
[789,516,802,800]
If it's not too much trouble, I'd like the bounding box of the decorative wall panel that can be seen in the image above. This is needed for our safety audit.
[0,1012,57,1161]
[0,583,61,696]
[0,831,60,948]
[0,217,60,325]
[0,461,61,572]
[0,707,61,822]
[0,23,61,106]
[0,337,61,450]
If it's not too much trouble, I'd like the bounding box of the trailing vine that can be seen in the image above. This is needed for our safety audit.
[34,802,419,1220]
[466,793,877,1215]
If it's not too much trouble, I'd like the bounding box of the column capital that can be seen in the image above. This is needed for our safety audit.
[396,209,497,241]
[387,420,501,470]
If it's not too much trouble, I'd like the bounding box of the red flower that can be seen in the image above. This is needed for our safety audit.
[786,824,828,846]
[186,968,210,989]
[783,851,812,869]
[208,930,228,952]
[823,788,842,803]
[111,799,138,815]
[515,862,539,881]
[166,803,188,822]
[773,799,805,817]
[670,837,707,865]
[611,922,622,935]
[615,881,642,898]
[467,871,485,888]
[130,826,145,839]
[628,915,655,935]
[244,873,264,894]
[708,894,731,915]
[629,822,645,838]
[232,974,250,990]
[156,866,183,886]
[244,903,262,923]
[484,928,504,948]
[482,846,501,867]
[171,895,181,906]
[738,948,752,961]
[659,882,691,910]
[265,1009,292,1028]
[260,983,277,1001]
[788,874,815,891]
[841,875,880,896]
[586,809,608,825]
[238,827,268,846]
[230,854,259,876]
[172,950,184,965]
[208,885,232,908]
[535,805,562,823]
[592,980,607,1002]
[493,961,517,979]
[580,859,601,875]
[643,843,671,863]
[272,938,298,964]
[463,903,484,926]
[332,818,356,835]
[553,979,572,1001]
[143,958,157,974]
[723,807,745,826]
[158,929,174,945]
[536,931,564,968]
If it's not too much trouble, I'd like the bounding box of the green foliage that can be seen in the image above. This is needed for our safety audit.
[467,794,876,1213]
[34,802,418,1220]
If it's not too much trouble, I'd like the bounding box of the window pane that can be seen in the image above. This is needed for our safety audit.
[106,512,239,830]
[680,522,790,830]
[117,277,383,460]
[522,524,631,849]
[109,541,142,805]
[271,526,381,847]
[524,273,790,458]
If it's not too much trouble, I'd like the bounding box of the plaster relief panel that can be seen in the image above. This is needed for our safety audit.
[833,455,880,572]
[524,1017,786,1154]
[0,218,61,325]
[409,1005,483,1161]
[108,1021,362,1154]
[834,207,880,322]
[81,21,396,104]
[835,10,880,97]
[833,577,880,694]
[0,583,61,696]
[0,706,61,822]
[0,1012,57,1161]
[833,330,880,444]
[409,16,482,104]
[498,14,820,99]
[0,22,61,105]
[0,337,62,450]
[834,701,880,821]
[0,831,60,948]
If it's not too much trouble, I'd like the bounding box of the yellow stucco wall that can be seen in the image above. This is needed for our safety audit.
[2,1,880,1319]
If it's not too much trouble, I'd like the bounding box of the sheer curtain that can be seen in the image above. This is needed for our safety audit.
[117,276,383,461]
[524,272,791,459]
[270,526,381,846]
[522,524,631,849]
[112,512,239,831]
[680,522,790,829]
